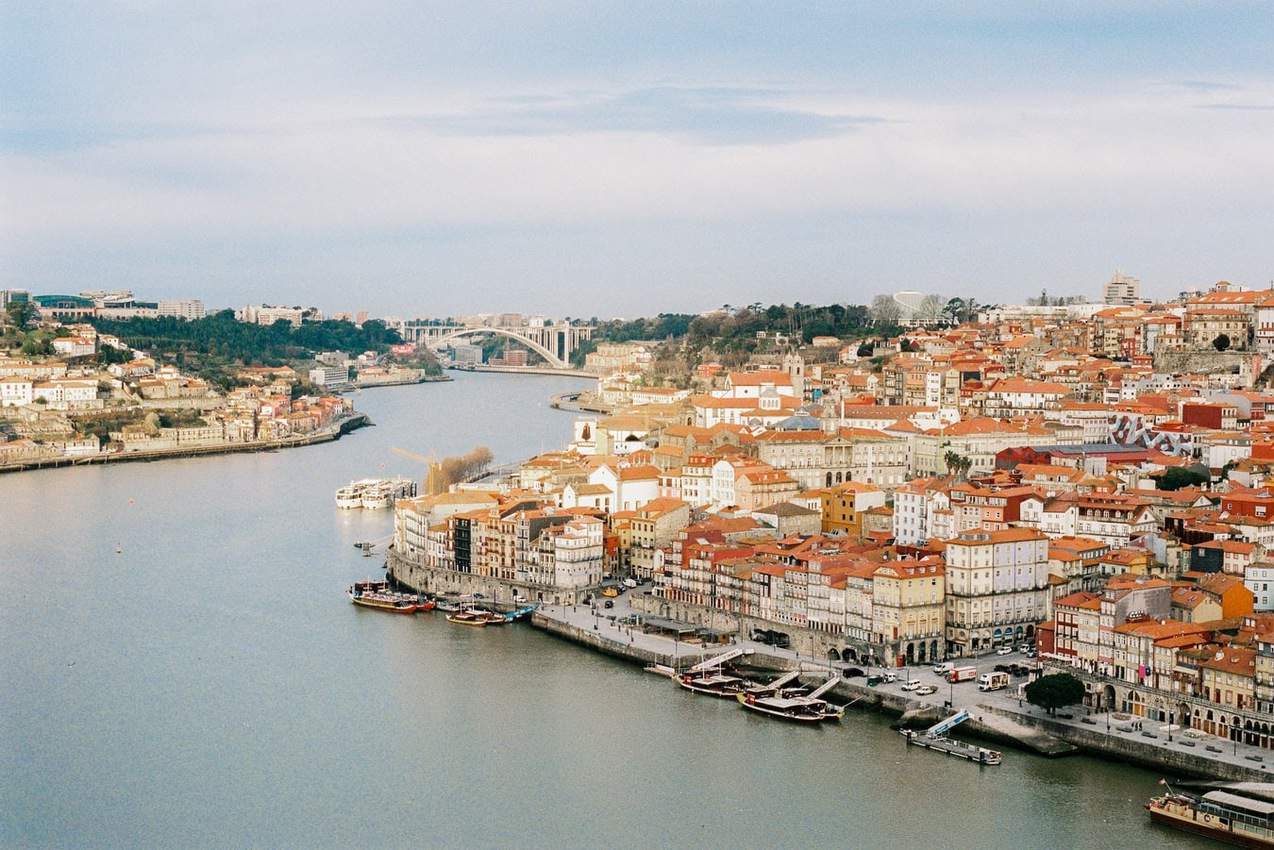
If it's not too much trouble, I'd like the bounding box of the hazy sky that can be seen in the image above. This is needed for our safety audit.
[3,2,1272,318]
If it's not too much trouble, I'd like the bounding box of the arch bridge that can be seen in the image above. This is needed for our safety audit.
[427,324,593,369]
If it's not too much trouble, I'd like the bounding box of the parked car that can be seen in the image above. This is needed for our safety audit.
[603,600,614,609]
[623,578,638,588]
[880,671,898,683]
[915,685,937,696]
[993,664,1011,673]
[996,646,1013,656]
[844,668,865,678]
[932,662,954,675]
[901,679,923,692]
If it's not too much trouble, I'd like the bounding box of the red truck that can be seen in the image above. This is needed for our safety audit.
[947,666,977,683]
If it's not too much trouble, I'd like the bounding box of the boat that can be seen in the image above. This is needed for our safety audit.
[678,671,754,698]
[736,691,844,722]
[445,608,504,627]
[445,610,487,626]
[502,605,538,622]
[1147,786,1274,847]
[347,580,435,614]
[334,477,418,510]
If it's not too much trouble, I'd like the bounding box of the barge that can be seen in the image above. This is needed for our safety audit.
[1147,786,1274,847]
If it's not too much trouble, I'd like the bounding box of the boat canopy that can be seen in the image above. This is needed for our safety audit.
[1202,791,1274,818]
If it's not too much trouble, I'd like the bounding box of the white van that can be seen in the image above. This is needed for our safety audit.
[932,661,954,675]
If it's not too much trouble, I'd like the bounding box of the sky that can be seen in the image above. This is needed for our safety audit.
[2,2,1273,318]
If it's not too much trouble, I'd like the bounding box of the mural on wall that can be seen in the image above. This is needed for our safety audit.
[1108,413,1193,456]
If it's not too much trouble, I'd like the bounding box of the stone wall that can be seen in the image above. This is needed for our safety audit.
[981,704,1269,781]
[1152,349,1259,378]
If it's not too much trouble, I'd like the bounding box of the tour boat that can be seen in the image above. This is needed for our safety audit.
[735,691,844,723]
[678,672,755,698]
[1147,787,1274,847]
[334,477,419,510]
[335,482,368,509]
[347,580,434,614]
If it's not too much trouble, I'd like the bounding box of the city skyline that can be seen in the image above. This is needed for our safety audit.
[4,3,1273,315]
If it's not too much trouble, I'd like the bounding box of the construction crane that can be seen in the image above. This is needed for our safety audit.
[391,446,445,495]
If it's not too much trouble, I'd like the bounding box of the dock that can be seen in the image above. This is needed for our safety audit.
[901,709,1003,765]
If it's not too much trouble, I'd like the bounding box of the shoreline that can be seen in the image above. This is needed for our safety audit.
[386,549,1270,783]
[448,364,597,379]
[0,413,371,475]
[350,373,452,390]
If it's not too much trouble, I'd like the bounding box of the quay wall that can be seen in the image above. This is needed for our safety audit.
[448,365,596,379]
[980,705,1270,782]
[0,413,369,475]
[549,392,611,414]
[531,613,672,667]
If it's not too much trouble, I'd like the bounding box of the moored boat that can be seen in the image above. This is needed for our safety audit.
[347,580,434,614]
[1147,787,1274,847]
[678,672,754,698]
[335,477,419,510]
[735,691,844,722]
[446,609,492,627]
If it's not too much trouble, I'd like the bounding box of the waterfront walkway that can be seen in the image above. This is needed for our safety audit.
[535,589,1274,777]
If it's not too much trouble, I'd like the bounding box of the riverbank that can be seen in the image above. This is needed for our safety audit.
[386,546,1269,782]
[354,375,451,390]
[449,364,597,379]
[549,390,612,414]
[528,598,1272,780]
[0,413,370,474]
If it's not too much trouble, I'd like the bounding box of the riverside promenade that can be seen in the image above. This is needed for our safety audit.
[533,587,1274,780]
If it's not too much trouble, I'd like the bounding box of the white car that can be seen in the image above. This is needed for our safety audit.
[996,646,1013,656]
[901,679,923,692]
[915,685,938,696]
[880,672,898,683]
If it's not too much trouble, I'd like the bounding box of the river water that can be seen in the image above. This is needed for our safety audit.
[1,372,1207,849]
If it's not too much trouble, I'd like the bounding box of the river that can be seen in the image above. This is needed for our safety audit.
[0,372,1207,848]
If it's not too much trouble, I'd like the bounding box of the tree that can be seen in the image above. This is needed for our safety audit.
[1024,673,1085,716]
[943,450,973,480]
[1158,466,1209,491]
[915,294,946,325]
[869,294,902,325]
[5,300,37,329]
[856,342,874,357]
[1214,333,1231,352]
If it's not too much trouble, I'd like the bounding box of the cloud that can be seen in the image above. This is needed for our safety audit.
[373,86,886,146]
[1174,80,1241,92]
[1194,103,1274,111]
